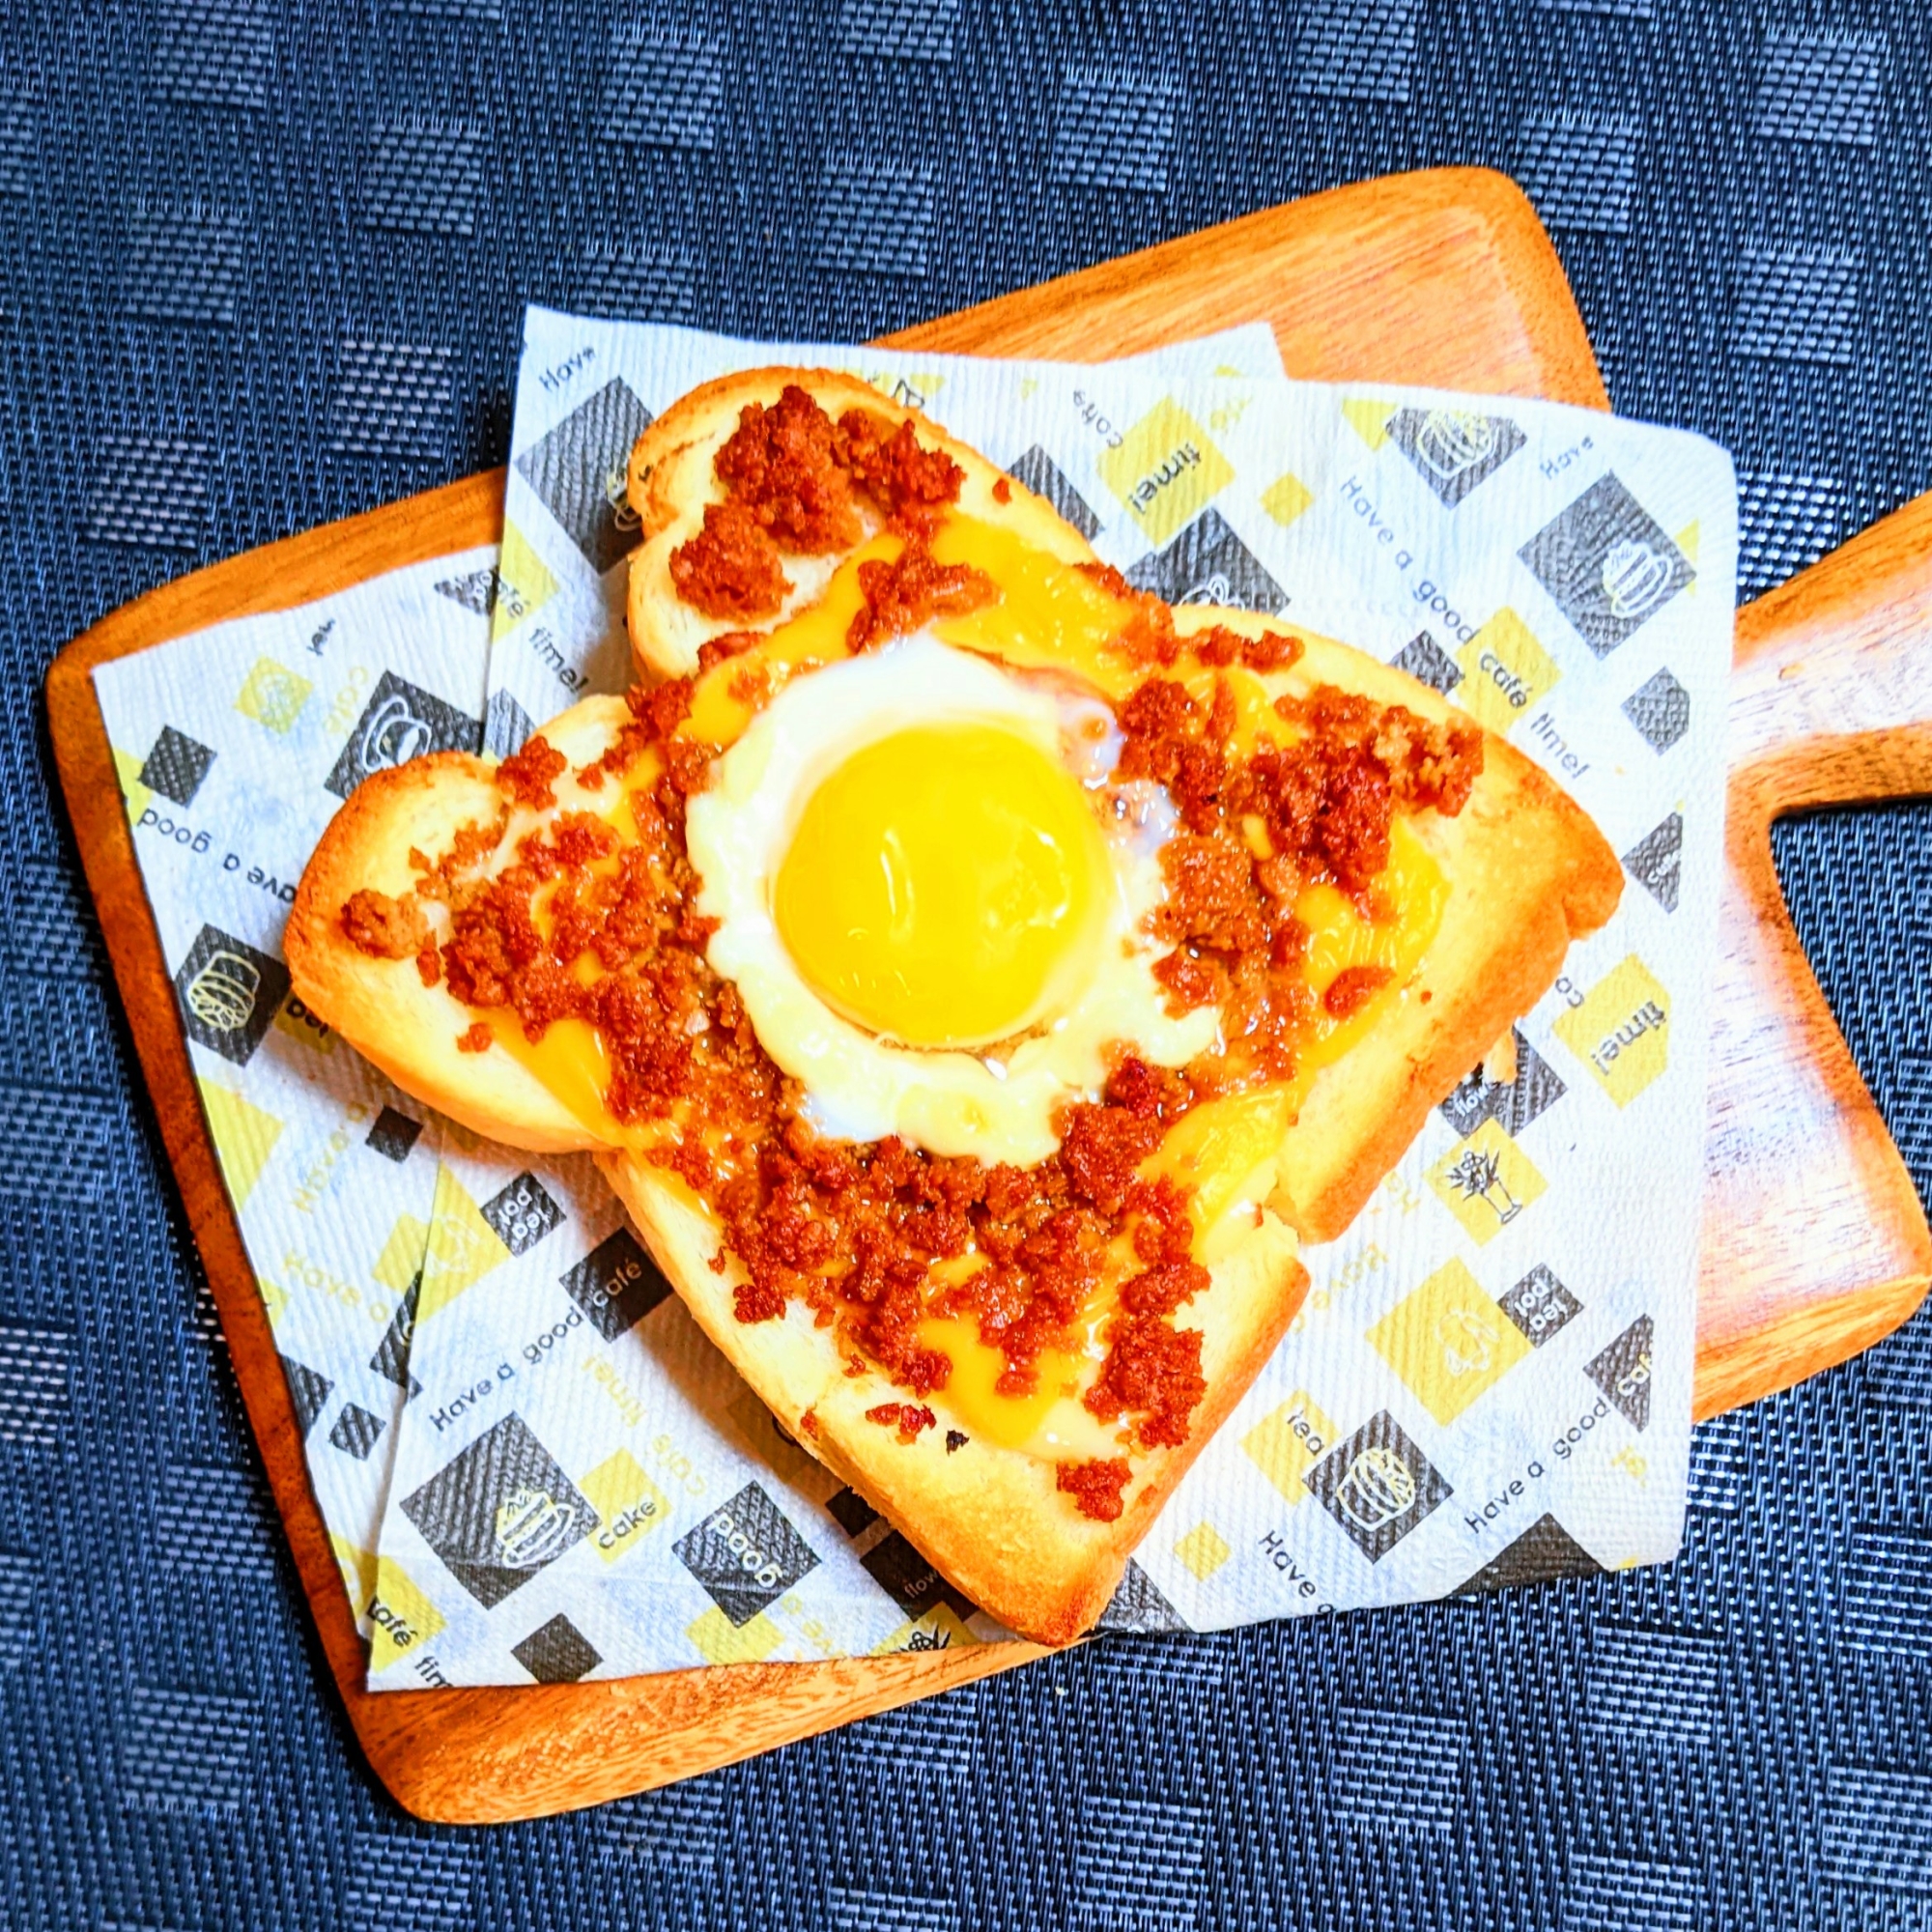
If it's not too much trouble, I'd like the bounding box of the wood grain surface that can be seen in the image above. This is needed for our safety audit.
[1695,493,1932,1417]
[881,165,1611,408]
[43,166,1928,1824]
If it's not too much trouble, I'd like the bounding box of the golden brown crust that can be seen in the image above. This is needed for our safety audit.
[624,367,1096,684]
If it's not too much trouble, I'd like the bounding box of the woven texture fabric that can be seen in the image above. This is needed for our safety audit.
[5,2,1931,1926]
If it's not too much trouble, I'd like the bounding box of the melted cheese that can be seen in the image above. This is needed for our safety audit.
[1202,666,1285,754]
[1137,821,1449,1264]
[684,532,901,748]
[476,507,1455,1448]
[916,1312,1122,1459]
[927,516,1142,696]
[1295,815,1450,1067]
[1145,1087,1296,1264]
[483,766,665,1150]
[488,1011,637,1142]
[682,513,1149,757]
[933,519,1288,755]
[681,512,1302,784]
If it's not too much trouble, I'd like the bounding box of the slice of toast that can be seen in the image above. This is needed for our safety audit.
[289,367,1621,1644]
[287,696,637,1155]
[622,369,1621,1242]
[626,367,1093,684]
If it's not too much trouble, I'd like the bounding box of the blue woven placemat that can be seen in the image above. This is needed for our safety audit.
[6,4,1930,1925]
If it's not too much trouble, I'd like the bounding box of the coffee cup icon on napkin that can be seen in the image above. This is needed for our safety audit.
[494,1485,582,1571]
[1334,1445,1420,1533]
[355,689,437,774]
[1601,536,1675,622]
[1414,409,1499,483]
[185,949,265,1033]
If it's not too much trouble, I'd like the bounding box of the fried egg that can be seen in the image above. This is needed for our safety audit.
[684,632,1218,1163]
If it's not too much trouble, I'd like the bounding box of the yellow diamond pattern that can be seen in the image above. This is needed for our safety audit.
[1455,608,1561,735]
[235,657,314,734]
[578,1450,670,1566]
[1097,398,1235,547]
[196,1077,284,1211]
[492,519,559,634]
[1553,954,1672,1108]
[1426,1118,1548,1247]
[1367,1257,1532,1425]
[1240,1390,1339,1506]
[1174,1521,1232,1580]
[367,1555,445,1675]
[417,1164,509,1320]
[1260,470,1315,528]
[687,1606,781,1666]
[371,1212,430,1294]
[1341,397,1394,448]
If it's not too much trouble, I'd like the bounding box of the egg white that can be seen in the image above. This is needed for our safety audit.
[684,633,1218,1164]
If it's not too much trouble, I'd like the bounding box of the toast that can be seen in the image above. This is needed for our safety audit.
[288,368,1621,1644]
[621,369,1621,1240]
[625,368,1093,688]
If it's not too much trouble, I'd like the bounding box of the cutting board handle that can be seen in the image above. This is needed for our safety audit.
[1732,489,1932,770]
[1696,490,1932,1416]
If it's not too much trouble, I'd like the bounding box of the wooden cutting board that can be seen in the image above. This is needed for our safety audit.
[44,166,1932,1824]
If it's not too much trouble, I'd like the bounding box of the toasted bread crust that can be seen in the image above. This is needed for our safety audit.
[625,367,1096,683]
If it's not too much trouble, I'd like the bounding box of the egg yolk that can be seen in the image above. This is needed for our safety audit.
[773,722,1107,1050]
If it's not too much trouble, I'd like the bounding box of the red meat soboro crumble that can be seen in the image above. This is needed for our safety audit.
[341,386,1483,1522]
